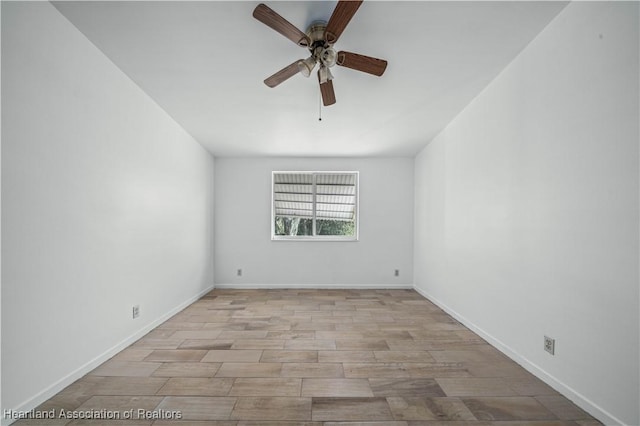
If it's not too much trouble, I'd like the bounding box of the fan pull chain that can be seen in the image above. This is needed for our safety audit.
[318,89,322,121]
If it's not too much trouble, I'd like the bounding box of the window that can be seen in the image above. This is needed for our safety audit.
[272,171,359,240]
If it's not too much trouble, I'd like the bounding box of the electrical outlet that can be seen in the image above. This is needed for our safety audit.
[132,305,140,319]
[394,269,400,277]
[544,335,555,355]
[237,269,243,277]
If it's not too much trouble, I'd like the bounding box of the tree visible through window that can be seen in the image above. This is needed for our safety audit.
[272,172,358,240]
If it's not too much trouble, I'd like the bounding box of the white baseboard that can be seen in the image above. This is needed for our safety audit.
[3,285,214,426]
[214,283,413,289]
[412,285,623,426]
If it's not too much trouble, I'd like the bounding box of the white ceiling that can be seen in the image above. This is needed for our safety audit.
[53,1,567,157]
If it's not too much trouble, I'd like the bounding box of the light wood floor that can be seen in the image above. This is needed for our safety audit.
[24,289,601,425]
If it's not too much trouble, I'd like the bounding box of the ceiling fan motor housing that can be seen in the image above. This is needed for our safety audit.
[306,21,337,68]
[307,21,328,44]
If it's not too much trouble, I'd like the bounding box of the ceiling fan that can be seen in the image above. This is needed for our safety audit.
[253,1,388,106]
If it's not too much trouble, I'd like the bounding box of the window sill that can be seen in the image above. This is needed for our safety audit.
[271,236,359,242]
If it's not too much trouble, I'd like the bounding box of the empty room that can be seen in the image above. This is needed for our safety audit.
[1,1,638,425]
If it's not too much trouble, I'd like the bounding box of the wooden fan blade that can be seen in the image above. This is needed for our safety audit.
[337,51,387,76]
[324,0,363,45]
[253,3,310,47]
[264,60,301,88]
[318,71,336,106]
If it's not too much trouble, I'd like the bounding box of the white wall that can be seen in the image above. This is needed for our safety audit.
[414,2,639,425]
[0,2,3,413]
[1,2,214,415]
[0,2,3,414]
[215,157,413,287]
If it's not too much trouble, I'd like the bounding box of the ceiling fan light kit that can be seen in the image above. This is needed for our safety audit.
[318,66,334,84]
[297,56,316,77]
[253,1,388,106]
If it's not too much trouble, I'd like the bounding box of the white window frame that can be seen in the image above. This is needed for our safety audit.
[271,171,359,241]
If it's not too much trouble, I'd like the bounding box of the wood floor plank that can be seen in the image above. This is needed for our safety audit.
[201,350,263,363]
[284,339,336,350]
[321,423,408,426]
[170,330,223,340]
[217,330,269,339]
[75,395,163,412]
[318,350,375,363]
[535,395,594,420]
[155,396,237,420]
[386,396,438,420]
[369,378,446,397]
[110,349,154,362]
[230,339,285,350]
[152,362,221,378]
[423,396,478,421]
[281,363,344,378]
[156,378,234,396]
[261,350,318,363]
[216,362,282,377]
[178,340,235,350]
[132,338,186,350]
[151,422,236,426]
[462,396,557,421]
[202,322,247,331]
[229,378,302,396]
[335,339,390,351]
[311,397,393,421]
[374,351,436,363]
[144,350,207,363]
[301,378,373,397]
[266,331,315,340]
[230,397,312,421]
[506,377,561,396]
[436,378,518,397]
